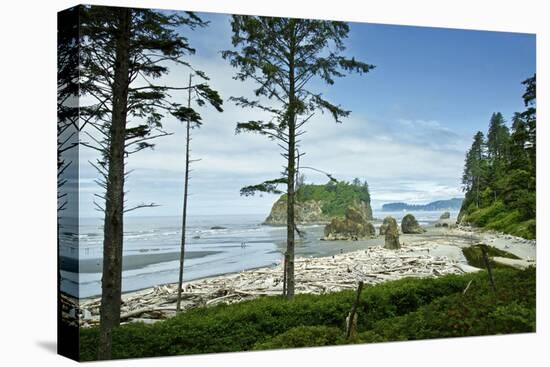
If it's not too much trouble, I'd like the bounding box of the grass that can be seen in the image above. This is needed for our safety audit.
[79,267,535,361]
[462,244,520,269]
[462,201,535,240]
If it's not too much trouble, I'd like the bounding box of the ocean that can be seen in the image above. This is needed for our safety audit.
[59,210,457,298]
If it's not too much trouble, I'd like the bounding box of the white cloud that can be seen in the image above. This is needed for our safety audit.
[75,21,470,217]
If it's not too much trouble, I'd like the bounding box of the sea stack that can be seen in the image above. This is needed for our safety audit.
[382,216,401,249]
[264,182,372,225]
[323,207,375,240]
[401,214,426,234]
[379,216,391,235]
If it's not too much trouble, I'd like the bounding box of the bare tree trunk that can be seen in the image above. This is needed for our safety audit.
[285,23,297,300]
[480,245,496,293]
[286,134,296,299]
[282,251,288,297]
[346,281,364,340]
[98,8,131,360]
[176,74,193,312]
[476,176,480,208]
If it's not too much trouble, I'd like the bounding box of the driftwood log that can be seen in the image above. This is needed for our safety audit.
[69,244,468,327]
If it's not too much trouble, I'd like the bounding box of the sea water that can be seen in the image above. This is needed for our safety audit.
[59,210,457,298]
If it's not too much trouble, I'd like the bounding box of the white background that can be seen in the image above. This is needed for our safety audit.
[0,0,547,366]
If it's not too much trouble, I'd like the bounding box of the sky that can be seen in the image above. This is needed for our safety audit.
[76,11,536,218]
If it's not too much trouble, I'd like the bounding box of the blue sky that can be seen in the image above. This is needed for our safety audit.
[77,12,535,218]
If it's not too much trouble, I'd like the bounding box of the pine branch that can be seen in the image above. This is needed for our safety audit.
[240,178,288,197]
[124,203,160,213]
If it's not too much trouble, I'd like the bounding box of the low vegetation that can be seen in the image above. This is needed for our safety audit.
[461,201,535,240]
[462,244,520,269]
[79,267,535,360]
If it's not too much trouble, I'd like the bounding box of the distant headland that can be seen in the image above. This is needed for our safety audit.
[381,198,463,211]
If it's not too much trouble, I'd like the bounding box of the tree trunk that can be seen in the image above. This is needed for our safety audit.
[98,8,131,360]
[176,74,193,312]
[476,175,480,208]
[346,281,364,340]
[285,23,297,299]
[282,251,288,297]
[480,245,497,293]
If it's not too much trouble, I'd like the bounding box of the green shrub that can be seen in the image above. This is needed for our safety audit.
[358,267,535,341]
[464,201,506,227]
[487,215,535,240]
[253,326,345,350]
[462,244,519,269]
[79,268,535,361]
[462,201,535,239]
[489,302,536,333]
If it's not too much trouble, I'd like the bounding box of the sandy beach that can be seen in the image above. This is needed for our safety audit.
[66,224,535,327]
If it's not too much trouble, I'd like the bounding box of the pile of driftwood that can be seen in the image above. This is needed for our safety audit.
[74,244,466,327]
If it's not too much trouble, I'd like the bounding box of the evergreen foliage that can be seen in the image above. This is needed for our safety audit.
[290,179,371,217]
[222,16,374,298]
[460,75,536,239]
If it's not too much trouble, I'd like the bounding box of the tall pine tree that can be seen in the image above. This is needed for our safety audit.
[78,6,222,359]
[486,112,510,160]
[462,131,486,208]
[486,112,510,201]
[222,16,374,299]
[509,113,530,171]
[521,74,536,177]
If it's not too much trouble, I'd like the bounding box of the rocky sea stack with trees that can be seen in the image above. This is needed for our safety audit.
[264,179,372,225]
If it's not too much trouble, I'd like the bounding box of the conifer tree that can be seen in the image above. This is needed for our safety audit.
[57,8,81,357]
[460,75,536,238]
[223,16,374,298]
[509,113,530,171]
[486,112,510,201]
[521,74,536,176]
[78,6,221,359]
[172,74,223,313]
[487,112,510,161]
[462,131,486,208]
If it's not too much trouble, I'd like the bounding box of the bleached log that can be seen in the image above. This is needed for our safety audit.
[120,307,156,321]
[73,244,472,327]
[206,293,241,305]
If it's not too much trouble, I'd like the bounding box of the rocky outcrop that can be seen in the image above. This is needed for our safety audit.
[435,211,457,228]
[323,207,375,240]
[401,214,426,234]
[355,200,373,222]
[264,199,328,225]
[379,216,393,236]
[264,198,372,225]
[435,220,457,229]
[382,216,400,249]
